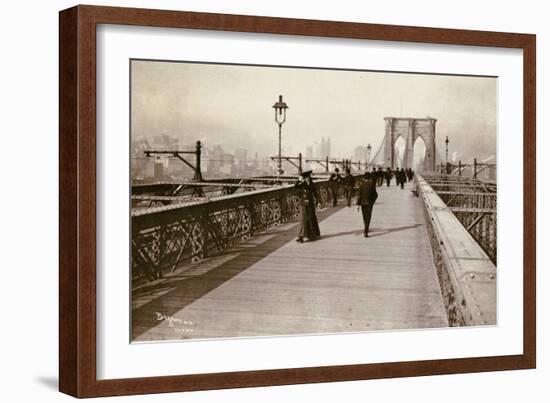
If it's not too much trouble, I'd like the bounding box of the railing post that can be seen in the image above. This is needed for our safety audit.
[325,156,329,173]
[458,160,462,176]
[298,152,302,174]
[193,207,208,262]
[473,158,478,179]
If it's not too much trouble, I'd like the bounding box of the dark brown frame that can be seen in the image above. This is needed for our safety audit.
[59,4,536,398]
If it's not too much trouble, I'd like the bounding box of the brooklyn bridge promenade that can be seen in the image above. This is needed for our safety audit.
[132,182,452,341]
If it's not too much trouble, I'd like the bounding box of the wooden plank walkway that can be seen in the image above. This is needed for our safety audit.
[132,183,448,342]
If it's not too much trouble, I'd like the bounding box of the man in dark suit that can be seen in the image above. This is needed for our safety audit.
[377,167,384,186]
[342,168,355,207]
[356,172,378,237]
[385,167,392,187]
[328,168,342,206]
[399,168,406,189]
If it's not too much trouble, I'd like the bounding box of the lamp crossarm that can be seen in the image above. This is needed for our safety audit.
[270,156,300,170]
[144,150,196,171]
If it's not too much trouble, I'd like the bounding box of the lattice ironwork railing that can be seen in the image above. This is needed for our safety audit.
[416,174,496,326]
[131,179,343,283]
[420,197,466,326]
[421,174,497,264]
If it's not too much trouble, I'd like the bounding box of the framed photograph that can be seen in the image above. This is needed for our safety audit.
[59,5,536,397]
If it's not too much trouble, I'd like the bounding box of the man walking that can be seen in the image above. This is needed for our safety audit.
[385,167,392,187]
[328,168,341,206]
[399,168,406,189]
[395,168,400,186]
[342,168,355,207]
[356,172,378,237]
[408,168,415,182]
[377,167,384,186]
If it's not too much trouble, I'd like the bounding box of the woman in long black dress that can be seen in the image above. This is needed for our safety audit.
[295,170,321,242]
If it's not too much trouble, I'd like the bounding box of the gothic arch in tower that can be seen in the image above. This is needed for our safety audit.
[383,117,437,170]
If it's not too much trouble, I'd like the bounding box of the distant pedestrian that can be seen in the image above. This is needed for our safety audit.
[405,168,412,182]
[328,168,342,206]
[377,167,384,186]
[295,170,321,243]
[342,168,355,207]
[385,167,392,187]
[356,172,378,237]
[399,168,406,189]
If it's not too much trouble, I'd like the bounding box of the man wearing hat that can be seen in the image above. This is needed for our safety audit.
[377,167,384,187]
[385,167,393,187]
[328,167,342,206]
[356,171,378,237]
[342,167,355,207]
[398,167,407,189]
[294,170,321,242]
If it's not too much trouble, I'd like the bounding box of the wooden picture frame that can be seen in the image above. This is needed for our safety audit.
[59,4,536,397]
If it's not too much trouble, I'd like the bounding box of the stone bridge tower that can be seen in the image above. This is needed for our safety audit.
[383,117,437,171]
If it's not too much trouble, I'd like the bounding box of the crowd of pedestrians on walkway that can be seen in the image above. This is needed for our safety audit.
[295,166,415,242]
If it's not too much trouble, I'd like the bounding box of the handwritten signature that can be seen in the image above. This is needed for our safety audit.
[154,312,195,334]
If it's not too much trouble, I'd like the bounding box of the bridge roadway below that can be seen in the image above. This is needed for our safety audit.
[132,182,448,341]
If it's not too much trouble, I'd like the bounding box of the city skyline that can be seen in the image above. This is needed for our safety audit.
[131,60,497,167]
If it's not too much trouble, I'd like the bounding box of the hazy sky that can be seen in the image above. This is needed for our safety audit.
[131,60,496,163]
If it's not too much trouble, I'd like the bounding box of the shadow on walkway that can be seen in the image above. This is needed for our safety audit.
[368,223,423,237]
[316,223,423,241]
[319,229,364,240]
[132,204,346,339]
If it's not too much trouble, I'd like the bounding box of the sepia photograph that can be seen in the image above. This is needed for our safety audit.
[130,59,497,343]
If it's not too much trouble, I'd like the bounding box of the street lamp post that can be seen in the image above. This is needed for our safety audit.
[445,135,450,174]
[366,143,372,168]
[272,95,289,176]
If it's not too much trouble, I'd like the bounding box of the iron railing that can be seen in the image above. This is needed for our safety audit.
[131,178,349,284]
[420,174,497,264]
[416,174,496,326]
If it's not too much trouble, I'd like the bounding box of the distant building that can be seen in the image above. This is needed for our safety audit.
[222,153,236,176]
[131,137,152,180]
[313,137,331,159]
[152,133,178,150]
[314,141,321,158]
[235,148,247,174]
[131,133,181,182]
[305,145,313,159]
[207,144,224,176]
